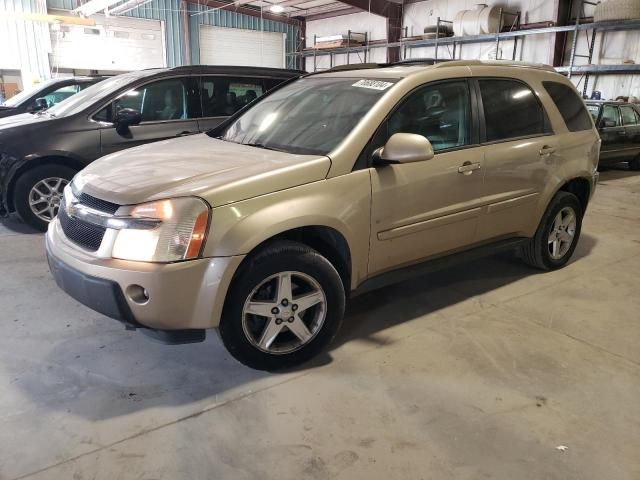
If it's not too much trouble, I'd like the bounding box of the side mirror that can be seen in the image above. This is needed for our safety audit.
[373,133,434,165]
[601,119,616,128]
[114,108,142,134]
[30,98,49,112]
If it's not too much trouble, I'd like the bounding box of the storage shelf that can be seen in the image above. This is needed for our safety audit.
[291,19,640,59]
[556,64,640,74]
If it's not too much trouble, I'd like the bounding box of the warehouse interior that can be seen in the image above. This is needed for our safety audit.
[1,0,639,478]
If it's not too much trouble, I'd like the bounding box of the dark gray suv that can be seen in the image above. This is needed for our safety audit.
[0,65,301,230]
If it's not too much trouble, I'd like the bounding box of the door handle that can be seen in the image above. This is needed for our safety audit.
[176,131,195,137]
[457,161,481,175]
[539,145,556,155]
[616,130,627,136]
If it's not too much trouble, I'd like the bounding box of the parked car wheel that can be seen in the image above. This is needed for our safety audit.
[13,165,76,232]
[219,240,345,371]
[629,155,640,171]
[520,191,583,270]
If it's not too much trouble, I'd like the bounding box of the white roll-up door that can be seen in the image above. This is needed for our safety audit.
[49,11,165,72]
[199,25,285,68]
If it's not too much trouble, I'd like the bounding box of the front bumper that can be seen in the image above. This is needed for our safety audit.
[46,217,245,335]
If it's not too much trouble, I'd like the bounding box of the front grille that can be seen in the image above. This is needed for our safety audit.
[58,190,122,251]
[58,195,115,252]
[77,192,120,214]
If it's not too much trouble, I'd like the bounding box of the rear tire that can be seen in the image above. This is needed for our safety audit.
[13,165,76,232]
[520,191,583,271]
[219,240,345,371]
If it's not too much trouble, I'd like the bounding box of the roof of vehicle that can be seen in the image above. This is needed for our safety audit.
[309,60,557,79]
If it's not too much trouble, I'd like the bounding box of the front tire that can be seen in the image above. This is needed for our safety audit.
[13,165,76,232]
[219,240,345,371]
[520,191,583,270]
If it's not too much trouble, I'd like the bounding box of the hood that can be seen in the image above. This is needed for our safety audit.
[76,134,331,207]
[0,112,53,130]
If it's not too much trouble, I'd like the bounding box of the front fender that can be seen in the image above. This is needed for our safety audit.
[204,170,373,290]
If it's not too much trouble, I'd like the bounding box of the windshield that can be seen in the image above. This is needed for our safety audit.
[216,77,396,155]
[46,71,152,118]
[586,104,600,121]
[0,80,57,107]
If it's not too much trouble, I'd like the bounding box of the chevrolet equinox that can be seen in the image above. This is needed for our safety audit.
[46,61,600,370]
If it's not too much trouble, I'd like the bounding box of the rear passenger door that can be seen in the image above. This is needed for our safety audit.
[619,105,640,158]
[97,76,200,156]
[197,76,266,132]
[475,78,556,242]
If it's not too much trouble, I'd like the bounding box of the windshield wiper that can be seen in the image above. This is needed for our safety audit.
[244,142,282,152]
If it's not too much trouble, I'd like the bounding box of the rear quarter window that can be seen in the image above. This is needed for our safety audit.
[543,81,593,132]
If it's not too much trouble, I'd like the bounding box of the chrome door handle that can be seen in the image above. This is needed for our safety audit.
[539,145,556,155]
[617,130,627,136]
[458,161,481,175]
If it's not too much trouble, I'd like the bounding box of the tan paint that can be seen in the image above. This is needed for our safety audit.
[48,61,600,330]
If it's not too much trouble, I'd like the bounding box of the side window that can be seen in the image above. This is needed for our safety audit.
[543,81,593,131]
[386,80,471,152]
[41,84,81,108]
[601,105,621,127]
[479,79,549,142]
[200,76,265,117]
[620,105,638,125]
[97,77,196,123]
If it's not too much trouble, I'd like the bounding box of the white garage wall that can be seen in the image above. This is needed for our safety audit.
[568,2,640,100]
[49,11,165,72]
[304,0,640,98]
[0,0,52,86]
[403,0,555,64]
[305,11,387,71]
[200,25,285,68]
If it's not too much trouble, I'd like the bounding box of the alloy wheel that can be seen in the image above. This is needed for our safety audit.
[548,206,577,260]
[28,177,68,223]
[241,271,327,354]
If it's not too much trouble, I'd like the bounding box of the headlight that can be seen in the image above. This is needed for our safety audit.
[112,197,210,262]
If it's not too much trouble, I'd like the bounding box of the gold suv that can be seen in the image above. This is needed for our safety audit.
[46,61,600,370]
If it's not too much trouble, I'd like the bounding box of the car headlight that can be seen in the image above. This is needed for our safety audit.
[112,197,210,262]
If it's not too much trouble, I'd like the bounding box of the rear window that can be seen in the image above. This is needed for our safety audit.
[620,105,639,125]
[543,81,593,132]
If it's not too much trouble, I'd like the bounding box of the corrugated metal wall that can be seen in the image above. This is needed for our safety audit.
[45,0,299,69]
[188,3,299,69]
[0,0,52,81]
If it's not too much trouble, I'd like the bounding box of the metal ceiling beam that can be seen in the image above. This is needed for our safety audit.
[304,6,360,20]
[187,0,303,26]
[74,0,124,16]
[331,0,401,19]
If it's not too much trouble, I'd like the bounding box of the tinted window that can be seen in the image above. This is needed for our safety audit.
[96,77,198,123]
[601,105,620,127]
[586,104,600,121]
[479,79,549,142]
[385,81,470,151]
[543,81,592,131]
[620,105,638,125]
[201,77,264,117]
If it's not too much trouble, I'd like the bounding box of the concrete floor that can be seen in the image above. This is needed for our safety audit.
[0,169,638,480]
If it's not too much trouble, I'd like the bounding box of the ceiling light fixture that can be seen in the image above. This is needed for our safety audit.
[269,4,284,13]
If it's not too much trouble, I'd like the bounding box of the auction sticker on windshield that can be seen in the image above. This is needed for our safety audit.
[352,79,394,90]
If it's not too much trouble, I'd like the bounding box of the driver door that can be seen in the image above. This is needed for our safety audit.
[368,79,486,275]
[97,76,200,156]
